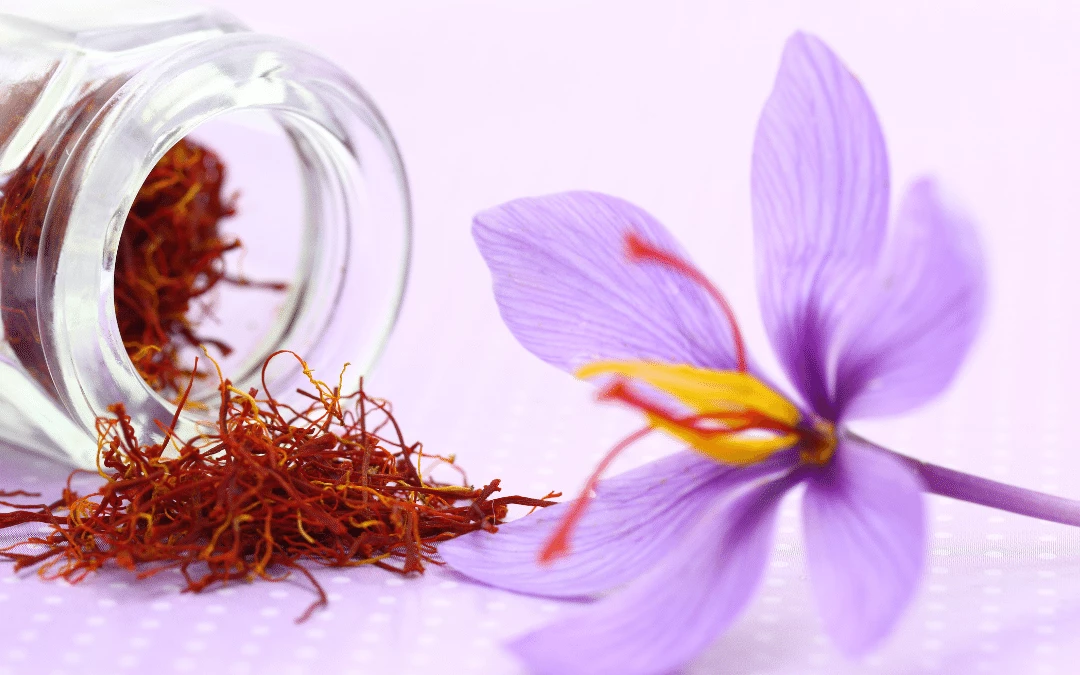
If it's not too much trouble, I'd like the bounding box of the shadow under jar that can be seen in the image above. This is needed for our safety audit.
[0,1,411,468]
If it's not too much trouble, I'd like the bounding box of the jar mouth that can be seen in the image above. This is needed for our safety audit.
[37,33,411,446]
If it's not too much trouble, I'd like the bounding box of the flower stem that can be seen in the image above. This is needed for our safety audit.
[867,439,1080,527]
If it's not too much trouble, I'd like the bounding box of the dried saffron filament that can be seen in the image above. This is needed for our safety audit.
[115,138,286,396]
[0,351,558,621]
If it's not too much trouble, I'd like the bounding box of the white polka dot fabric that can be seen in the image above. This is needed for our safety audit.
[6,303,1079,675]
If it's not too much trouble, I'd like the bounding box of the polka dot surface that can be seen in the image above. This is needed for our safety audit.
[6,283,1080,675]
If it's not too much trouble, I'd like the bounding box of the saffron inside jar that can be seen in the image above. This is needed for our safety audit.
[113,137,285,396]
[0,131,284,398]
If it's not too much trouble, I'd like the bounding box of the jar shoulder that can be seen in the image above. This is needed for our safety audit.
[0,1,246,53]
[0,1,247,177]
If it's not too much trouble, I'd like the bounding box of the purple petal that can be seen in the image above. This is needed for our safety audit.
[751,32,890,418]
[439,450,796,598]
[473,191,744,373]
[832,179,986,419]
[802,436,926,655]
[506,472,795,675]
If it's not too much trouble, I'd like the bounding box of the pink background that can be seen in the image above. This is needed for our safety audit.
[4,2,1080,674]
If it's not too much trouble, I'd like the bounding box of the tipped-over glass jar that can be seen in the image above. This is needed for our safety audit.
[0,1,411,468]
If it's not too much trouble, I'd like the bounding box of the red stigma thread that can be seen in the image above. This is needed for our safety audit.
[538,423,653,565]
[624,232,747,373]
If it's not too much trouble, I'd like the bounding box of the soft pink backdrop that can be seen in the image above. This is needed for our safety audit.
[4,2,1080,674]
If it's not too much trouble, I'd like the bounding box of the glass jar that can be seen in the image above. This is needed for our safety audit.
[0,1,411,468]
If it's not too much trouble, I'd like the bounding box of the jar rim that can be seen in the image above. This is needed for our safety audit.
[37,32,411,448]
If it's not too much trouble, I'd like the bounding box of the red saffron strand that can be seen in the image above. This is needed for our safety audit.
[538,425,653,565]
[624,232,748,373]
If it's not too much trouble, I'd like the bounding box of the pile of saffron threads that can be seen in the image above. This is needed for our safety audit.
[0,351,558,621]
[114,138,285,396]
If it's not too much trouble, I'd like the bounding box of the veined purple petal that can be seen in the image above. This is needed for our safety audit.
[832,179,986,419]
[473,191,745,373]
[508,472,796,675]
[751,32,890,419]
[802,436,926,655]
[439,450,797,599]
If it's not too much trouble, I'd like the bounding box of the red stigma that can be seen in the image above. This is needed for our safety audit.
[538,425,653,565]
[624,232,748,373]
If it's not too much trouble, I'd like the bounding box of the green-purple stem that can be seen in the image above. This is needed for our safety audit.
[864,438,1080,527]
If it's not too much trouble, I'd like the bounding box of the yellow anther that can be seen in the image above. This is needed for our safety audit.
[576,360,803,466]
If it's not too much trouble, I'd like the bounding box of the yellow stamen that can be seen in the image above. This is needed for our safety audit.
[576,360,831,466]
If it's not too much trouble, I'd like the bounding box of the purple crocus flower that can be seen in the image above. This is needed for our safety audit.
[440,32,1080,675]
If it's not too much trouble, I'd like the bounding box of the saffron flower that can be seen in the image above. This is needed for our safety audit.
[441,32,1080,675]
